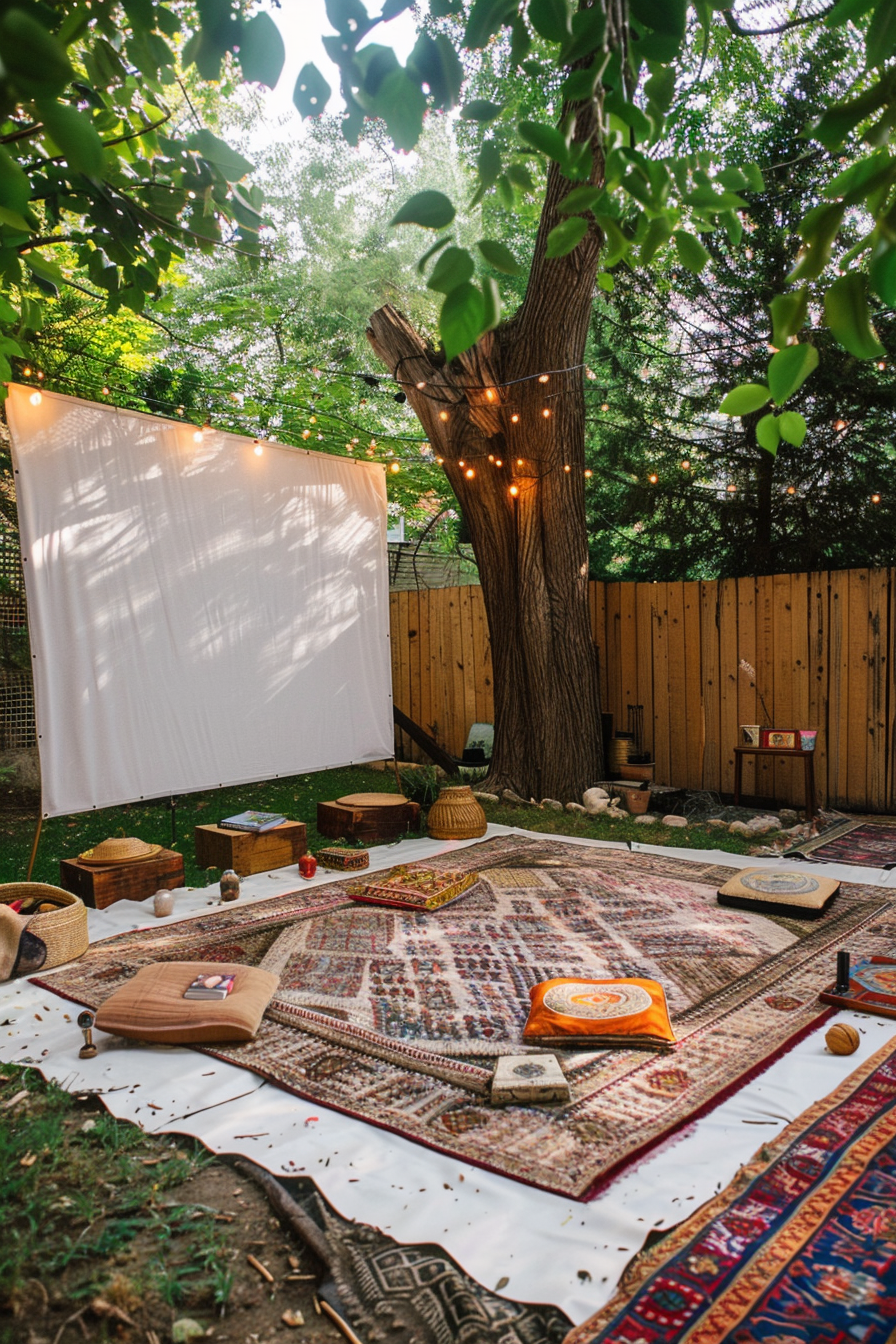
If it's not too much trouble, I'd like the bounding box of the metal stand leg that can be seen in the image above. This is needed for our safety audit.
[25,813,43,881]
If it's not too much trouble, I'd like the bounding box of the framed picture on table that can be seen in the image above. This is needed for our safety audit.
[759,729,798,749]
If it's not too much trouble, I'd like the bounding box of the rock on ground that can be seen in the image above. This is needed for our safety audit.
[565,802,587,814]
[662,815,688,827]
[541,798,563,811]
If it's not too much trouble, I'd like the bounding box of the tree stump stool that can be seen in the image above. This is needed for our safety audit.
[316,793,421,843]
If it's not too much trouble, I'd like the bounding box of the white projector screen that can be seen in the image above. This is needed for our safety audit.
[7,385,394,817]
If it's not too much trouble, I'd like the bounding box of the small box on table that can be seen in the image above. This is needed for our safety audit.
[194,821,307,876]
[60,849,185,910]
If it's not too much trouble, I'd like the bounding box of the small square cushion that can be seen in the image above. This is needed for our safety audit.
[95,961,279,1044]
[523,977,676,1050]
[717,868,839,920]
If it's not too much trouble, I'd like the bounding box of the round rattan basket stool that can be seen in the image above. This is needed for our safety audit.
[0,884,89,969]
[427,784,487,840]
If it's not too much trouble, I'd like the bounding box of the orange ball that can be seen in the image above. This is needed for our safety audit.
[825,1023,860,1056]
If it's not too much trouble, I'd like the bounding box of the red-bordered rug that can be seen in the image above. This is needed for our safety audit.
[34,836,896,1199]
[564,1037,896,1343]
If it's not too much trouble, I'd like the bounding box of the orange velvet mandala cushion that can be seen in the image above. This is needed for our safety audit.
[523,976,676,1050]
[95,961,279,1044]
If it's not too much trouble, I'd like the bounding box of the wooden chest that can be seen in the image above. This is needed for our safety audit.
[193,821,307,876]
[317,799,421,843]
[60,849,186,910]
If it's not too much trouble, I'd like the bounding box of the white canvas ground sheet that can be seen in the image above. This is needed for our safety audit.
[6,385,393,817]
[3,825,894,1326]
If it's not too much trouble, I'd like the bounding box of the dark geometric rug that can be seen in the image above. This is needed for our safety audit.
[787,820,896,868]
[564,1037,896,1344]
[236,1157,571,1344]
[36,835,896,1200]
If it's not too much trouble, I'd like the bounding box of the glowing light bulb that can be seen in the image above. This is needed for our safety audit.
[586,367,596,380]
[416,381,426,389]
[36,370,44,380]
[786,485,795,495]
[584,469,593,478]
[176,406,184,416]
[22,366,32,377]
[439,410,449,422]
[648,473,658,484]
[542,407,551,418]
[488,454,495,463]
[485,388,495,401]
[495,459,503,467]
[509,484,519,497]
[516,458,524,466]
[458,460,465,468]
[101,385,110,396]
[834,419,846,431]
[871,492,881,503]
[564,464,570,472]
[538,374,549,383]
[511,413,520,423]
[877,362,886,371]
[390,462,400,473]
[600,402,609,412]
[680,459,690,470]
[726,483,737,493]
[29,391,42,405]
[302,429,311,439]
[465,467,475,479]
[436,456,445,464]
[253,440,263,456]
[310,415,317,424]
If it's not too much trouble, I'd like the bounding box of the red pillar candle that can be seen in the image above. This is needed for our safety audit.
[299,854,317,880]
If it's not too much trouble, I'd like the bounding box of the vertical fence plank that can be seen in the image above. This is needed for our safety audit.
[701,581,721,791]
[619,579,639,741]
[828,571,848,809]
[666,580,688,786]
[867,567,888,810]
[736,577,758,800]
[458,586,478,752]
[683,581,704,789]
[589,580,608,710]
[754,574,776,804]
[847,570,870,810]
[391,591,409,759]
[718,577,739,797]
[471,587,493,729]
[772,572,795,805]
[652,584,671,785]
[890,569,896,813]
[605,581,623,733]
[807,572,829,809]
[636,583,656,767]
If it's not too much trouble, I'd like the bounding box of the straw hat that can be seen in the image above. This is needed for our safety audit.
[78,837,163,866]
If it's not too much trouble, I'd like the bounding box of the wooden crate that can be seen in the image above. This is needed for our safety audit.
[194,821,307,875]
[317,799,420,842]
[60,849,185,910]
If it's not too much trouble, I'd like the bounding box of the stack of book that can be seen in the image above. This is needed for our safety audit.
[218,810,286,833]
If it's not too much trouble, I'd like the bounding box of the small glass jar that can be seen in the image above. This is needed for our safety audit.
[153,889,175,917]
[219,869,241,901]
[298,854,317,880]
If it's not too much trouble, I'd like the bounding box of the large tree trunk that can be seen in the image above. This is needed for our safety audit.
[368,64,616,803]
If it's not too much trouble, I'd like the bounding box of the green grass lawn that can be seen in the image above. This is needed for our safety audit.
[0,765,756,890]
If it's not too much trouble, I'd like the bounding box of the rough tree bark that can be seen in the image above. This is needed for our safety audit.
[368,19,624,803]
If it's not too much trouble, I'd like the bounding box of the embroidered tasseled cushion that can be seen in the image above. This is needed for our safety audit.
[95,961,279,1043]
[523,977,676,1050]
[717,869,839,919]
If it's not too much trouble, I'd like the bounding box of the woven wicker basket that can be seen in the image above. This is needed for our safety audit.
[0,883,89,970]
[427,785,487,841]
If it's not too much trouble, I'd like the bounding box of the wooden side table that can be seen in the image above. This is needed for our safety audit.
[733,746,818,819]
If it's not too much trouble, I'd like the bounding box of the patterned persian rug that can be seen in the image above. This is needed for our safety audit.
[36,836,896,1199]
[564,1038,896,1344]
[788,819,896,869]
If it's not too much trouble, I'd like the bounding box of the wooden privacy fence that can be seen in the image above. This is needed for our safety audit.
[390,568,896,812]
